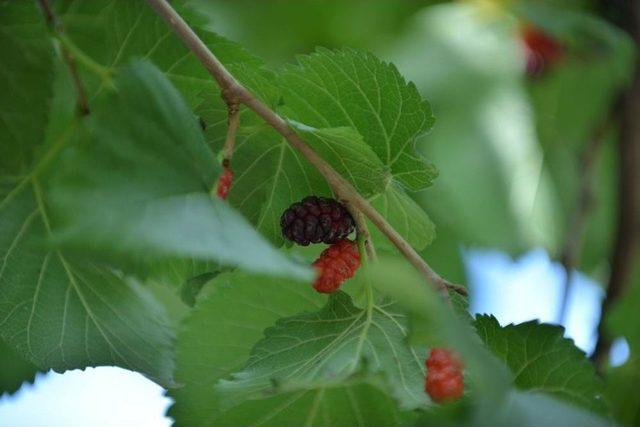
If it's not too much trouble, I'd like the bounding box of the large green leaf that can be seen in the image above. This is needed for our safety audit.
[0,337,40,397]
[292,122,388,197]
[0,0,54,175]
[210,384,413,427]
[217,291,429,411]
[168,272,415,427]
[475,314,607,414]
[51,60,311,281]
[280,47,437,192]
[168,272,322,426]
[0,176,175,386]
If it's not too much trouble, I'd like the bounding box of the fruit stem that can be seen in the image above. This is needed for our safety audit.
[222,102,240,165]
[357,232,367,266]
[352,208,376,262]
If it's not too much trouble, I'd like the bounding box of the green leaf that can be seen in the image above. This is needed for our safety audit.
[475,314,607,414]
[0,0,54,175]
[51,60,311,281]
[369,183,436,251]
[167,272,325,426]
[0,176,175,386]
[137,257,219,290]
[280,47,437,191]
[290,122,388,197]
[208,384,414,427]
[169,272,414,426]
[217,291,429,411]
[180,271,219,308]
[0,337,40,397]
[145,279,191,329]
[497,390,613,427]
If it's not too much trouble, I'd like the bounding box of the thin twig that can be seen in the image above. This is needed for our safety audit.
[36,0,90,116]
[591,0,640,370]
[144,0,467,299]
[557,117,610,325]
[352,208,377,261]
[222,102,240,165]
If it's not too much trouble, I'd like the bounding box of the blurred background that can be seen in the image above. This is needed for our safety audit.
[1,0,638,425]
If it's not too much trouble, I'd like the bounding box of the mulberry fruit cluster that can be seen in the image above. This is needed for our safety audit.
[425,348,464,403]
[280,196,355,246]
[216,165,234,200]
[312,239,360,293]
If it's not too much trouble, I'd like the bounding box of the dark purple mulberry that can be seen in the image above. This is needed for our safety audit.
[280,196,355,246]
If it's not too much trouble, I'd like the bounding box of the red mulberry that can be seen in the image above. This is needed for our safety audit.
[216,165,234,200]
[425,348,464,403]
[521,25,563,76]
[312,239,360,293]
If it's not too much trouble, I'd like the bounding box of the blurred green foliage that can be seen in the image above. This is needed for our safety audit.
[1,0,638,425]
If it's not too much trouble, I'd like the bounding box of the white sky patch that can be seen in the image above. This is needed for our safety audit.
[465,247,603,354]
[0,367,172,427]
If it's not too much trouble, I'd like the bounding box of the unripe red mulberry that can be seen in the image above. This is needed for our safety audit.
[280,196,354,246]
[312,239,360,293]
[216,165,234,200]
[425,348,464,403]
